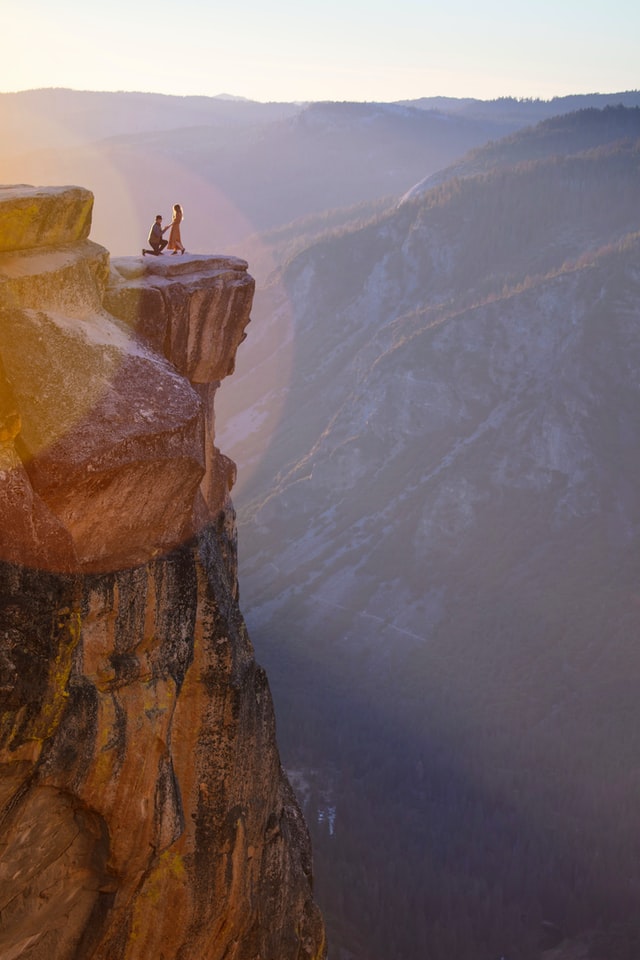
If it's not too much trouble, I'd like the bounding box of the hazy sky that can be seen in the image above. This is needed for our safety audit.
[3,0,638,102]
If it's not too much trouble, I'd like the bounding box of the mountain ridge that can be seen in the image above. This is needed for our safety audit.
[3,89,638,258]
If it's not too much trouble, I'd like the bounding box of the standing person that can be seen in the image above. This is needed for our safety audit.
[167,203,185,255]
[142,214,169,256]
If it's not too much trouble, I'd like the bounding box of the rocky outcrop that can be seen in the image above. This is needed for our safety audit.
[0,185,325,960]
[0,196,254,573]
[0,185,93,253]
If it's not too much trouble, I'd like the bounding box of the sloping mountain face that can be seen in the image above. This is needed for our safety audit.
[216,111,640,958]
[403,103,640,199]
[0,185,325,960]
[236,103,640,288]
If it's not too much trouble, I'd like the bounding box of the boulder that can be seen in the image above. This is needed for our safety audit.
[0,184,93,252]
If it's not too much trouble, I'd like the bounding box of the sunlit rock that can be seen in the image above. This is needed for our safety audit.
[0,185,325,960]
[106,254,254,383]
[0,184,93,253]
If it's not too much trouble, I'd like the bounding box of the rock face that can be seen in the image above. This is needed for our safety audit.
[0,185,325,960]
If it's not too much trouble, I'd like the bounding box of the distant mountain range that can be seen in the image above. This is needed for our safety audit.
[1,88,638,257]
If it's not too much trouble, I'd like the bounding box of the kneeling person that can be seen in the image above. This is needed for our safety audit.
[143,215,169,256]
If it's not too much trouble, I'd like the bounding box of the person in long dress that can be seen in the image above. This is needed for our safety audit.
[167,203,185,255]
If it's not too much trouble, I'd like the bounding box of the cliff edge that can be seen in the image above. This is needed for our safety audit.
[0,184,326,960]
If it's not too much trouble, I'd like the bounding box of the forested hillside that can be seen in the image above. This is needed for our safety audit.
[404,103,640,198]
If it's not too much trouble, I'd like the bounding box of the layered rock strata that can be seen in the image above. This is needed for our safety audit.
[0,185,325,960]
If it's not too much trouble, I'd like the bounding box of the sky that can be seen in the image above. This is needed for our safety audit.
[2,0,638,103]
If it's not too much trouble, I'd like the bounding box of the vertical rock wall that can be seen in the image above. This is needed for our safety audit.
[0,185,325,960]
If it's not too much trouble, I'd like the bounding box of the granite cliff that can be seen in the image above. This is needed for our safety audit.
[0,184,325,960]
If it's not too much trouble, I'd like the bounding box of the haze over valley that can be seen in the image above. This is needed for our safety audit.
[216,100,640,960]
[2,87,640,960]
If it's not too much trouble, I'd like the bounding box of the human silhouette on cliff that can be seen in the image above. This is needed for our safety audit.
[142,214,169,256]
[167,203,185,255]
